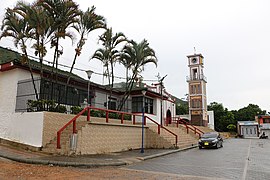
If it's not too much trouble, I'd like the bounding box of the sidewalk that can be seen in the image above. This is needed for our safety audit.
[0,143,197,167]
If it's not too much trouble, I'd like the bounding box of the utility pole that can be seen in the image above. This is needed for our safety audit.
[159,75,167,126]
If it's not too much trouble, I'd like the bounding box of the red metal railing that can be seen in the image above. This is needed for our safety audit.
[172,117,204,137]
[57,107,88,149]
[145,116,178,146]
[57,106,138,149]
[57,107,178,149]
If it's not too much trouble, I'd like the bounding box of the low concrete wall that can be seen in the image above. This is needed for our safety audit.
[0,112,44,147]
[0,110,175,154]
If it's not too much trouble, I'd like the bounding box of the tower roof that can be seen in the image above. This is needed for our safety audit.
[187,54,204,58]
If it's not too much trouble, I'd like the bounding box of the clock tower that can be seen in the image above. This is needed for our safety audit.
[187,54,208,126]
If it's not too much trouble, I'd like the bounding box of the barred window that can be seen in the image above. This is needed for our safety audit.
[132,96,153,114]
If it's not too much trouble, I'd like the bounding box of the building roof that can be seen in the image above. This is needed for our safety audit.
[186,53,204,58]
[0,46,178,101]
[238,121,258,126]
[0,46,21,64]
[0,46,85,82]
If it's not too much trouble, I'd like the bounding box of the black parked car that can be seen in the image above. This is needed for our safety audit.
[198,132,223,149]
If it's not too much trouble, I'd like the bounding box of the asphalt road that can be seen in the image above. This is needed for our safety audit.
[124,138,270,180]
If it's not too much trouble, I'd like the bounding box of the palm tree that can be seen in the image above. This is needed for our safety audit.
[67,6,106,85]
[119,51,133,91]
[0,7,39,100]
[37,0,80,79]
[38,0,80,103]
[91,27,126,98]
[13,1,53,78]
[118,39,158,111]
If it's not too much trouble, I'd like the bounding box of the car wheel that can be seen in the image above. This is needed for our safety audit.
[199,146,202,149]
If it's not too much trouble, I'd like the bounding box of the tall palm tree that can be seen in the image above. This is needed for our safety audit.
[118,39,158,111]
[91,27,126,94]
[67,6,106,85]
[38,0,80,103]
[38,0,80,79]
[13,1,53,78]
[0,7,39,100]
[119,51,133,91]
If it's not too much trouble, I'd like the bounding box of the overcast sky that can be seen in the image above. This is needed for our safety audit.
[1,0,270,112]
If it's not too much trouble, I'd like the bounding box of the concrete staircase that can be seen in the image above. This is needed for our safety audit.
[149,124,199,149]
[42,116,206,155]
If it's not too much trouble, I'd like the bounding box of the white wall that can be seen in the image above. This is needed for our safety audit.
[95,90,107,109]
[0,112,44,147]
[156,99,161,124]
[134,113,158,125]
[207,110,215,130]
[0,69,39,113]
[0,68,43,147]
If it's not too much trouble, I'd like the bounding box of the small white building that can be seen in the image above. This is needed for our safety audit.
[237,121,259,138]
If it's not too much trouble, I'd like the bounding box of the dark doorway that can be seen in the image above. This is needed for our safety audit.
[166,109,172,125]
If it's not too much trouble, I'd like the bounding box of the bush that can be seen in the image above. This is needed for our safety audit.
[227,124,236,132]
[27,99,66,113]
[28,100,132,121]
[109,112,119,119]
[124,114,131,120]
[71,106,83,114]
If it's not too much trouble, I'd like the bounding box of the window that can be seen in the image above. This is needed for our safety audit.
[250,129,252,134]
[108,101,116,110]
[145,98,153,114]
[191,99,201,108]
[108,97,117,110]
[132,96,154,114]
[132,96,143,113]
[190,84,201,94]
[193,69,198,79]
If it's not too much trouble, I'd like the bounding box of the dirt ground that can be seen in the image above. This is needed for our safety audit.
[0,157,196,180]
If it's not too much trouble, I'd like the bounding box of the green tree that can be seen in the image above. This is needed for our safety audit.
[91,27,126,98]
[38,0,80,104]
[208,102,236,132]
[176,103,188,115]
[13,1,52,78]
[118,39,158,111]
[232,104,266,121]
[68,6,106,84]
[0,6,39,100]
[38,0,80,81]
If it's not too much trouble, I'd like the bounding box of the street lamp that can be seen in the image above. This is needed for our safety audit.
[141,90,147,153]
[86,70,93,106]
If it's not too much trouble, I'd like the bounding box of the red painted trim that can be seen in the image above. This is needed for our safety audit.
[0,62,15,72]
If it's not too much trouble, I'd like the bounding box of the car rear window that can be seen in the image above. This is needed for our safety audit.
[202,133,218,138]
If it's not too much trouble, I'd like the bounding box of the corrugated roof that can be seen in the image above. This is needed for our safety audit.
[0,46,21,64]
[0,46,84,81]
[238,121,258,125]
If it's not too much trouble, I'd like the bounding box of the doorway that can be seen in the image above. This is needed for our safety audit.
[166,109,172,125]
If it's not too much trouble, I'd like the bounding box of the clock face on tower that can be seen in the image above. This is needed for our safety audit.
[191,57,198,64]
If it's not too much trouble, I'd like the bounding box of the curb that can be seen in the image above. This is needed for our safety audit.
[137,145,198,161]
[0,153,126,167]
[0,145,198,167]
